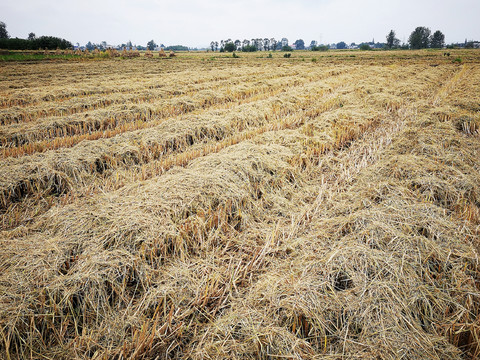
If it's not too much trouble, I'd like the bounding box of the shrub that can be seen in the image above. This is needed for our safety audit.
[283,53,291,58]
[282,45,293,52]
[242,44,257,52]
[311,45,329,52]
[359,44,371,50]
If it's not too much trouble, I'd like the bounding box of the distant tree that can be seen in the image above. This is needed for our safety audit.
[430,30,445,48]
[270,38,277,51]
[256,38,263,51]
[210,41,215,51]
[147,40,157,50]
[0,21,9,39]
[30,36,72,50]
[27,32,36,41]
[359,43,371,50]
[224,42,235,52]
[85,41,95,51]
[281,38,288,48]
[263,38,270,51]
[310,40,318,49]
[282,45,293,51]
[294,39,305,50]
[242,39,250,49]
[234,39,241,50]
[336,41,347,49]
[386,30,400,49]
[409,26,431,49]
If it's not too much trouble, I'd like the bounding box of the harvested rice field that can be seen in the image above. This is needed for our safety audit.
[1,50,480,359]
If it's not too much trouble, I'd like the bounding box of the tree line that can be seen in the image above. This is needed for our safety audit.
[210,38,283,52]
[0,22,72,50]
[211,27,451,52]
[386,27,445,49]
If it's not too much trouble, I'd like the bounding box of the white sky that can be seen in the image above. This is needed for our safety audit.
[1,0,479,48]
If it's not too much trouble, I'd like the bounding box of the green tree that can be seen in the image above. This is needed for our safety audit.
[86,41,94,50]
[294,39,305,50]
[409,26,431,49]
[430,30,445,48]
[336,41,347,49]
[263,38,270,51]
[386,30,400,49]
[359,43,371,50]
[28,32,36,41]
[224,42,235,52]
[282,45,293,51]
[147,40,157,50]
[0,21,9,39]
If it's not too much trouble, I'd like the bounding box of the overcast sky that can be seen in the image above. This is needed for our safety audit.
[1,0,479,48]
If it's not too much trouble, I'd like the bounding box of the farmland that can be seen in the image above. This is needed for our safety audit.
[1,50,480,359]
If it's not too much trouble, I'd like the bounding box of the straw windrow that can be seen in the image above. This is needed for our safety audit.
[1,51,479,359]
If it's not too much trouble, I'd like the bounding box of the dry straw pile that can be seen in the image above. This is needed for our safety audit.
[0,51,479,359]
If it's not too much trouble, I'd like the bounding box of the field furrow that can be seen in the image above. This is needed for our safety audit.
[0,66,301,124]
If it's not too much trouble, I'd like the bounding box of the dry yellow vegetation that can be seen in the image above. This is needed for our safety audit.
[1,50,480,359]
